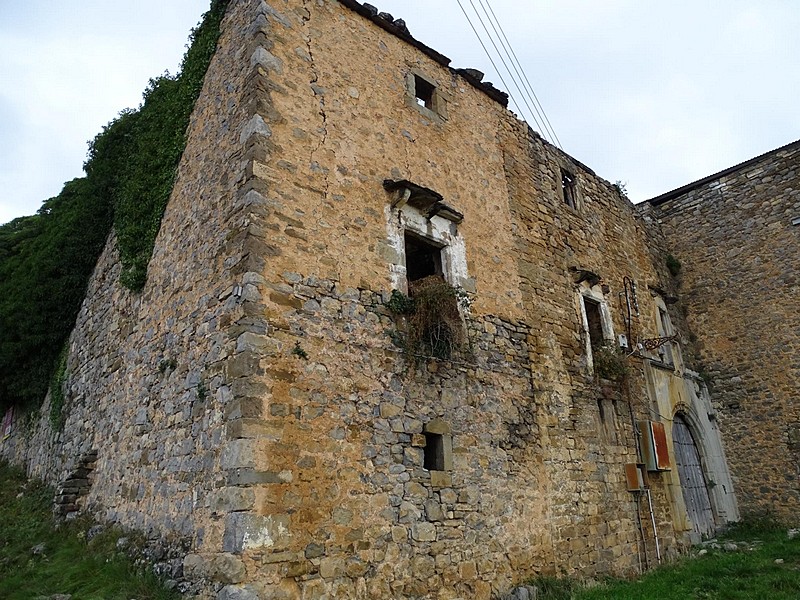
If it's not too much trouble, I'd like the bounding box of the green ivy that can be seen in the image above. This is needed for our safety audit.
[86,0,230,290]
[49,347,69,430]
[0,0,229,413]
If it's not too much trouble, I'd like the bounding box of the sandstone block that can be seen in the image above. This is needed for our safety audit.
[411,522,437,542]
[223,513,291,553]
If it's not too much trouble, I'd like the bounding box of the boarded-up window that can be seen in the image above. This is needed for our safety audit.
[658,307,675,365]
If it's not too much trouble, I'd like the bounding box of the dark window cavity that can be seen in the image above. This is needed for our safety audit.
[583,297,604,352]
[414,75,436,110]
[562,169,577,208]
[404,231,443,283]
[424,432,445,471]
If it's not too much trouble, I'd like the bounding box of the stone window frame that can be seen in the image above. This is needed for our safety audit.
[558,162,583,211]
[383,181,472,296]
[422,418,453,472]
[577,282,615,372]
[405,68,449,122]
[652,293,682,369]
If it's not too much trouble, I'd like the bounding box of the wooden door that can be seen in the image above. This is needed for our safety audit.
[672,414,715,537]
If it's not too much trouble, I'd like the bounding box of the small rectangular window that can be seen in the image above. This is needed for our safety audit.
[424,432,445,471]
[583,297,604,352]
[414,75,435,110]
[561,169,577,208]
[404,231,443,283]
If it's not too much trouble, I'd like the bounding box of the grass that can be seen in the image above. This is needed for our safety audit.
[529,522,800,600]
[0,461,179,600]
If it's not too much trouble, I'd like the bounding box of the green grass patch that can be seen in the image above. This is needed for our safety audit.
[526,524,800,600]
[0,461,179,600]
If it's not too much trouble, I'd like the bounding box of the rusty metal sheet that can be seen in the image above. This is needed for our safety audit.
[624,463,648,491]
[651,421,671,471]
[639,420,671,472]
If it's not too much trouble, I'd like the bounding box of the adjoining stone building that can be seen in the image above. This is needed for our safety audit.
[0,1,795,598]
[645,139,800,521]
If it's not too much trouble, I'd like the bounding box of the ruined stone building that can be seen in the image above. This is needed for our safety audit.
[1,1,798,598]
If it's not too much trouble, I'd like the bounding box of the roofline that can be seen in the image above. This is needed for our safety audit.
[338,0,509,107]
[647,138,800,206]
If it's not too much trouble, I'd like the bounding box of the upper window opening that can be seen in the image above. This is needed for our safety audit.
[561,169,577,208]
[404,231,443,283]
[583,297,604,352]
[414,75,436,110]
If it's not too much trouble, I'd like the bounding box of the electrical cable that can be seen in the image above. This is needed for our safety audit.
[476,0,561,147]
[464,0,548,137]
[454,0,540,135]
[481,0,563,148]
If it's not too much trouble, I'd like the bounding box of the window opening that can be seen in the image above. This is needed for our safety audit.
[583,297,604,352]
[424,432,445,471]
[658,307,674,365]
[561,169,577,208]
[414,75,436,110]
[404,231,443,283]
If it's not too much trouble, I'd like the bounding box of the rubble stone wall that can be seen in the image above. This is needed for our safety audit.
[1,0,261,574]
[1,0,749,598]
[649,141,800,519]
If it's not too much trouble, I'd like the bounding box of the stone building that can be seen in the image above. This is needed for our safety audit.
[645,139,800,521]
[0,1,795,598]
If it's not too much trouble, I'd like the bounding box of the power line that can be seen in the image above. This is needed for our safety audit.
[466,0,547,138]
[481,0,563,148]
[477,0,562,148]
[455,0,562,148]
[454,0,537,134]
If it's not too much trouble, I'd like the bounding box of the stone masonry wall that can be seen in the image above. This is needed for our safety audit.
[1,0,278,591]
[648,141,800,519]
[193,1,729,596]
[0,0,747,598]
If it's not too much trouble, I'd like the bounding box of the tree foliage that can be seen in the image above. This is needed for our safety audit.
[0,0,229,412]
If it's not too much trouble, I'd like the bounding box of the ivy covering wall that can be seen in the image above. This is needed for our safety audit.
[0,0,229,412]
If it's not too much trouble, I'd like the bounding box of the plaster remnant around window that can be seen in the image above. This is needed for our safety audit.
[383,181,471,295]
[578,281,614,372]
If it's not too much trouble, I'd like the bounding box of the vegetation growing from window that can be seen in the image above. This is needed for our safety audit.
[0,1,228,413]
[592,344,629,381]
[387,275,468,361]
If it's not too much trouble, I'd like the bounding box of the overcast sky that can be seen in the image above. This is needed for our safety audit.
[1,1,798,225]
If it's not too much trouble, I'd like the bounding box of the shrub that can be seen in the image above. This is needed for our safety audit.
[666,253,682,277]
[593,344,629,381]
[387,276,467,361]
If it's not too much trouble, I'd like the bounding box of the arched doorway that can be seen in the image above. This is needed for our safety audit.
[672,413,715,538]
